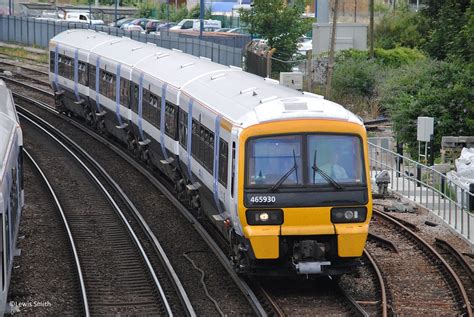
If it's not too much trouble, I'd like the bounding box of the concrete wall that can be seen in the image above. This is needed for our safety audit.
[312,22,368,55]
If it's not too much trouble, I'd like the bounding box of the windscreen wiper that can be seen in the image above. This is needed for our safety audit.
[270,149,298,192]
[312,150,344,190]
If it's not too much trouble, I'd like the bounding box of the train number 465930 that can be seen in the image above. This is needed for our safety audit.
[249,195,276,204]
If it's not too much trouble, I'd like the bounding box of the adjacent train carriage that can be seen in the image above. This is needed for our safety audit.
[49,29,372,277]
[0,80,24,313]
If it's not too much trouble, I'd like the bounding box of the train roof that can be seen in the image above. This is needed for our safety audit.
[50,30,363,128]
[0,80,19,172]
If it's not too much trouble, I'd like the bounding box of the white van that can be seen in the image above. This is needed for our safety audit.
[64,11,105,25]
[170,19,222,32]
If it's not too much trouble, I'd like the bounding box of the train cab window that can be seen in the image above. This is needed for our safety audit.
[178,108,188,147]
[247,135,302,187]
[307,135,365,185]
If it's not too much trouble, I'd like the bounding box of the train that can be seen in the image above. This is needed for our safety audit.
[0,80,24,313]
[49,29,372,277]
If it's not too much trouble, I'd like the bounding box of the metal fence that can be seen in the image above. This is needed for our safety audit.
[0,15,247,67]
[368,138,473,243]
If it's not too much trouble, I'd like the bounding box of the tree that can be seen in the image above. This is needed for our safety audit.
[418,0,472,63]
[239,0,312,72]
[380,60,474,156]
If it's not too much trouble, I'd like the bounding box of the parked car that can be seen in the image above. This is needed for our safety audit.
[227,27,250,35]
[121,18,149,31]
[109,17,134,28]
[215,27,231,33]
[170,19,222,32]
[158,22,177,30]
[297,36,312,54]
[63,11,104,25]
[145,19,160,33]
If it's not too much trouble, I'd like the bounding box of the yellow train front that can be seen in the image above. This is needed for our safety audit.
[233,108,372,277]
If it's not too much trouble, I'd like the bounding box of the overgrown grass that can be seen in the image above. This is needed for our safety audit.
[0,46,48,64]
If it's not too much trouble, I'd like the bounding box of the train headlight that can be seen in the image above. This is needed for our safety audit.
[246,210,283,225]
[331,207,367,223]
[259,212,269,221]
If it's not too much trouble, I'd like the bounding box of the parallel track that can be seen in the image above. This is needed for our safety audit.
[24,149,89,316]
[252,277,370,317]
[372,208,473,316]
[19,108,175,316]
[13,88,264,315]
[0,60,49,77]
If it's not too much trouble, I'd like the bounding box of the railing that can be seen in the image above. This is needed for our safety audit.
[368,138,473,243]
[0,15,249,67]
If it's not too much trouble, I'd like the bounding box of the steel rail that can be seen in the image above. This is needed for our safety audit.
[363,249,388,317]
[23,149,90,317]
[19,103,195,316]
[368,232,399,253]
[18,108,174,316]
[435,238,474,281]
[0,75,54,97]
[0,60,50,76]
[13,91,267,316]
[336,284,369,317]
[373,208,473,317]
[250,281,286,317]
[13,91,200,316]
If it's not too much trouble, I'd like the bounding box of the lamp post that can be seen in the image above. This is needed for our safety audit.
[114,0,118,27]
[199,0,204,39]
[89,0,92,26]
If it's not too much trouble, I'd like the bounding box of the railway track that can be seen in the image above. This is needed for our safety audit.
[5,60,471,316]
[369,207,473,316]
[0,75,54,105]
[23,149,89,316]
[13,89,263,315]
[19,107,183,316]
[0,52,47,65]
[0,59,49,77]
[252,277,369,317]
[250,249,389,317]
[435,238,474,310]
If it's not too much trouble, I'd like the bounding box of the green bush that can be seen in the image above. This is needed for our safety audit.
[332,57,380,98]
[373,47,425,68]
[336,48,425,68]
[380,60,474,156]
[329,56,383,117]
[375,8,422,50]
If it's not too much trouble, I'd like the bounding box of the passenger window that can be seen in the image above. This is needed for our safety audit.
[179,108,188,147]
[219,139,228,187]
[165,102,177,138]
[231,141,235,196]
